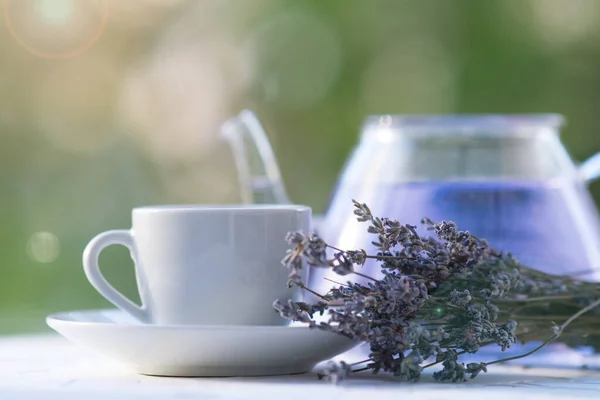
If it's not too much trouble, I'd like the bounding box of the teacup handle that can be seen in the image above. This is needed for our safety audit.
[579,152,600,183]
[82,230,149,323]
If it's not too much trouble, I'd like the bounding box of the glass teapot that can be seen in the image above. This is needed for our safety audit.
[222,112,600,295]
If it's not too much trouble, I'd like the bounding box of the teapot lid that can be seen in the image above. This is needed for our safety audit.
[362,114,564,137]
[348,113,572,182]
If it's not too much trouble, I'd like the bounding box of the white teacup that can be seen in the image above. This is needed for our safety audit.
[82,204,311,326]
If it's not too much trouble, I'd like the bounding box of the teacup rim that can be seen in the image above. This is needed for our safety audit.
[132,204,311,213]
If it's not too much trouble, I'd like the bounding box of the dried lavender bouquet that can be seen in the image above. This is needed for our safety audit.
[273,200,600,383]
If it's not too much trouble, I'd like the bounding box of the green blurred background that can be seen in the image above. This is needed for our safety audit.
[2,0,600,334]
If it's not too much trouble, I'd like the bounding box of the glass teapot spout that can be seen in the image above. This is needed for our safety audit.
[221,110,291,204]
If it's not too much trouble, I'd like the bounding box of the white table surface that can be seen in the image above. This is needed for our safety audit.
[1,334,600,400]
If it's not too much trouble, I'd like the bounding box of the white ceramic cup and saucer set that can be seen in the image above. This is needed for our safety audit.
[46,204,357,377]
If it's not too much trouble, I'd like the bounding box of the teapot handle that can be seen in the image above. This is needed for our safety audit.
[221,110,291,204]
[579,152,600,183]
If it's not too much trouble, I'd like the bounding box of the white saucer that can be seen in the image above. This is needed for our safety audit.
[46,309,359,377]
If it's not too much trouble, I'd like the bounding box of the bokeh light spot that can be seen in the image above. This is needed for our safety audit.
[38,0,74,25]
[3,0,108,59]
[27,231,60,263]
[117,39,244,164]
[530,0,600,49]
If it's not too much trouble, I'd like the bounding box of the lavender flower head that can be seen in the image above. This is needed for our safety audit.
[273,199,600,384]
